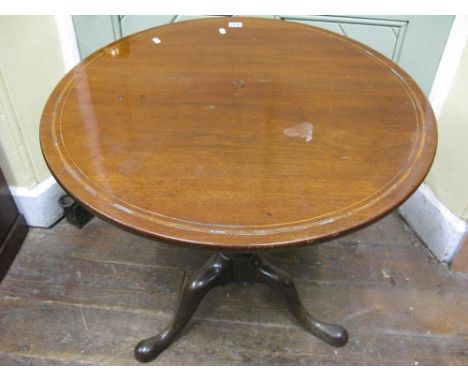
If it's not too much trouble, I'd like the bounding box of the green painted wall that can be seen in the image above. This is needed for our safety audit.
[426,39,468,220]
[0,16,66,188]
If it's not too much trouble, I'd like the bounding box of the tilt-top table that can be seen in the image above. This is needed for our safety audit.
[40,17,437,363]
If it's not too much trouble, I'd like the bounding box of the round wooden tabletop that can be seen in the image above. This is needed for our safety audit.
[40,17,437,251]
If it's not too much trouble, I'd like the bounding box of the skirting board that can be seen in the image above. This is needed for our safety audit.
[9,177,66,227]
[398,183,468,263]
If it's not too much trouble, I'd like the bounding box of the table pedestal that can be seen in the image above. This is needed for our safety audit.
[134,253,349,362]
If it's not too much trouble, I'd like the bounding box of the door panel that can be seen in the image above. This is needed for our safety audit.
[120,15,175,36]
[73,16,123,59]
[72,15,454,95]
[279,15,454,94]
[173,15,222,24]
[120,15,223,37]
[282,17,406,61]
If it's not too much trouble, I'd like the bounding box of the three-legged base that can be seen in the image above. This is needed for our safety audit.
[134,253,348,362]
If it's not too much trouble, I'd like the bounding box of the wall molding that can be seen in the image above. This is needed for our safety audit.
[0,68,38,188]
[429,15,468,118]
[54,15,81,71]
[399,184,468,263]
[10,176,66,227]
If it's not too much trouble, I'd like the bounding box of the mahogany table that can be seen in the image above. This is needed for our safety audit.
[40,17,437,363]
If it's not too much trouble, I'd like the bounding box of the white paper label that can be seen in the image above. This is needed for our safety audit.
[228,22,243,28]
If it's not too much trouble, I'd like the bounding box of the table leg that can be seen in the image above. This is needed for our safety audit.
[249,254,348,347]
[134,252,233,362]
[134,252,348,362]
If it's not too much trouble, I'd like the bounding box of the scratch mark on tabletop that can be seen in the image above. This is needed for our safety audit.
[84,183,97,196]
[233,79,246,88]
[210,229,226,234]
[283,122,314,142]
[112,203,133,214]
[319,217,336,225]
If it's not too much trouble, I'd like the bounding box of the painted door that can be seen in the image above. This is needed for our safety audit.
[72,15,454,95]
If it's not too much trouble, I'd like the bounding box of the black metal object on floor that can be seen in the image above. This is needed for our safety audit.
[59,195,94,228]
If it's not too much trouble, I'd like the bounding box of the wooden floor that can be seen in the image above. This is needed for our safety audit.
[0,213,467,365]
